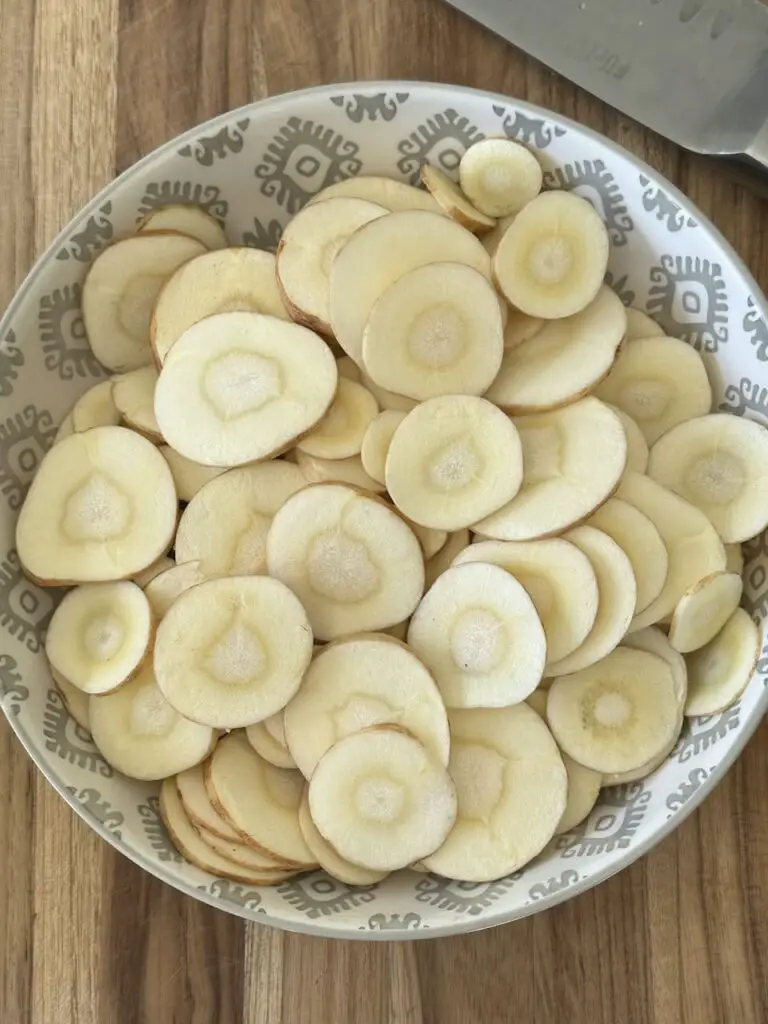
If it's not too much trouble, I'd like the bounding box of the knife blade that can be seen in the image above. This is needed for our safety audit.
[442,0,768,168]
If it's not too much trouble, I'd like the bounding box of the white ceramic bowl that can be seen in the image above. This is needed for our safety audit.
[2,81,767,940]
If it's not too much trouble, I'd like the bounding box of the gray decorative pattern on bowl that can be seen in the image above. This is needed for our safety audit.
[1,81,766,940]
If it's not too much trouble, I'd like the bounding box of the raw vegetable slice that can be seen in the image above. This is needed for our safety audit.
[307,175,440,213]
[684,607,759,715]
[502,307,544,351]
[71,380,121,432]
[361,410,407,485]
[605,405,649,473]
[196,826,296,873]
[409,523,448,560]
[424,528,471,589]
[668,571,743,653]
[245,721,298,769]
[624,307,663,340]
[407,561,546,707]
[137,204,228,250]
[554,753,602,835]
[358,369,418,413]
[294,450,386,493]
[154,575,313,729]
[154,312,338,467]
[482,214,517,259]
[459,138,543,218]
[112,365,162,442]
[298,789,387,885]
[421,705,567,882]
[16,426,177,585]
[296,378,379,460]
[50,665,91,732]
[726,543,744,575]
[83,232,206,372]
[159,446,226,502]
[266,483,424,640]
[176,763,244,842]
[143,560,205,619]
[54,413,75,445]
[131,555,175,588]
[587,498,668,615]
[385,396,523,530]
[420,164,496,233]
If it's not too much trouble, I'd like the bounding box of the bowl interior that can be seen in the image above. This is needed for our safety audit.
[2,81,767,939]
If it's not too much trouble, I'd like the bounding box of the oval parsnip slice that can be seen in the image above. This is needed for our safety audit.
[176,763,244,842]
[143,560,205,619]
[420,164,496,234]
[294,449,386,493]
[49,665,91,733]
[624,307,663,340]
[138,204,228,250]
[71,380,121,432]
[684,607,759,715]
[459,138,543,218]
[112,365,162,442]
[159,446,226,502]
[245,721,298,769]
[361,410,407,485]
[296,378,379,460]
[668,571,743,654]
[307,175,441,213]
[554,753,602,835]
[424,528,471,589]
[587,498,668,615]
[358,368,418,413]
[605,405,649,473]
[298,789,387,885]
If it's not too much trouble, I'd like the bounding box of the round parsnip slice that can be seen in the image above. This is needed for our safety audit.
[725,543,744,575]
[668,572,743,654]
[175,462,307,578]
[587,498,668,615]
[90,665,214,780]
[50,665,91,732]
[459,138,543,218]
[474,399,626,542]
[176,763,244,842]
[205,732,314,866]
[283,635,450,778]
[298,789,387,885]
[296,378,379,460]
[452,538,599,664]
[546,647,681,774]
[685,608,759,716]
[112,365,162,442]
[481,214,517,259]
[502,307,544,352]
[196,826,297,873]
[83,232,207,371]
[648,413,768,543]
[554,753,602,835]
[385,396,523,531]
[54,412,75,445]
[131,555,175,587]
[329,210,491,365]
[144,560,205,619]
[137,204,228,250]
[71,380,121,432]
[150,247,290,364]
[616,471,727,631]
[16,426,177,585]
[407,562,546,707]
[361,262,504,400]
[420,164,496,233]
[154,312,338,467]
[595,336,712,445]
[408,523,448,560]
[307,175,440,213]
[485,285,626,413]
[159,446,226,502]
[421,705,567,882]
[606,405,649,473]
[361,410,407,485]
[45,581,153,694]
[546,526,636,676]
[294,450,386,493]
[245,721,297,770]
[266,484,424,640]
[425,528,471,589]
[493,191,609,319]
[154,576,313,729]
[276,197,388,334]
[309,727,457,872]
[624,307,663,340]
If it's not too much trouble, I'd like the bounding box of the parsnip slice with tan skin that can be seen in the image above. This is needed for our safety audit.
[595,336,712,445]
[154,312,338,467]
[299,789,387,885]
[276,197,388,334]
[266,484,424,640]
[307,175,440,213]
[605,405,649,473]
[668,572,743,654]
[144,560,205,619]
[474,399,626,542]
[408,522,448,560]
[407,562,546,708]
[50,665,91,732]
[294,450,386,494]
[494,191,609,319]
[90,665,214,780]
[71,380,121,432]
[424,528,471,589]
[83,232,207,372]
[502,307,544,352]
[459,138,543,218]
[137,205,228,250]
[131,555,174,587]
[159,446,226,502]
[481,214,516,259]
[421,705,567,882]
[329,210,491,365]
[150,247,290,364]
[361,410,407,485]
[453,538,599,665]
[309,726,457,872]
[16,426,178,585]
[624,307,663,340]
[546,647,681,774]
[296,378,379,460]
[154,576,313,729]
[684,608,759,715]
[485,285,626,413]
[112,365,162,442]
[554,753,602,835]
[177,763,244,842]
[283,635,450,778]
[361,262,504,400]
[358,369,418,413]
[245,721,297,769]
[420,164,496,234]
[587,498,668,615]
[385,396,523,531]
[647,413,768,543]
[196,825,296,872]
[175,462,307,578]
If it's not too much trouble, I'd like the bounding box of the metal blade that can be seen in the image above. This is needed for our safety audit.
[443,0,768,156]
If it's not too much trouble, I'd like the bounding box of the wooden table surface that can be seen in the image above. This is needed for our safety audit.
[1,1,768,1022]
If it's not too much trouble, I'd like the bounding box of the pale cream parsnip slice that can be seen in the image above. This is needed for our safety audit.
[295,449,386,493]
[245,721,298,770]
[71,380,121,432]
[459,138,543,218]
[684,608,759,715]
[624,307,663,340]
[668,571,743,653]
[298,789,387,885]
[554,753,602,835]
[587,498,668,615]
[49,665,91,732]
[424,529,471,589]
[307,175,440,213]
[143,560,205,619]
[361,410,407,485]
[420,164,496,233]
[138,204,228,250]
[296,378,379,460]
[112,364,162,442]
[159,446,226,502]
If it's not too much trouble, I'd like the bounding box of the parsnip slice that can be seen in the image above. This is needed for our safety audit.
[595,336,712,445]
[196,825,295,872]
[83,232,207,372]
[112,365,162,442]
[138,204,228,250]
[276,197,388,334]
[16,426,177,585]
[150,248,290,365]
[725,544,744,575]
[294,450,386,494]
[493,191,609,319]
[407,562,546,708]
[50,665,91,732]
[481,214,517,259]
[144,560,205,619]
[385,396,523,530]
[266,483,424,640]
[159,446,226,502]
[298,789,387,885]
[296,378,379,460]
[71,381,121,432]
[361,410,407,485]
[605,405,649,473]
[408,522,448,560]
[587,498,668,615]
[131,555,175,588]
[176,763,243,842]
[245,720,297,770]
[624,307,663,340]
[307,175,440,213]
[154,312,338,467]
[329,210,491,364]
[283,634,450,778]
[425,528,471,589]
[361,262,504,400]
[175,462,307,578]
[420,164,496,234]
[421,705,567,882]
[554,753,602,835]
[502,307,544,352]
[358,369,418,413]
[474,399,626,542]
[54,413,75,445]
[90,665,214,780]
[309,726,457,872]
[669,572,744,654]
[459,138,543,218]
[685,608,759,715]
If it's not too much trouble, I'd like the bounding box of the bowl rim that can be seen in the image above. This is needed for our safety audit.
[2,79,767,941]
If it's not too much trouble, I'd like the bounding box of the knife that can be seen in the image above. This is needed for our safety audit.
[441,0,768,178]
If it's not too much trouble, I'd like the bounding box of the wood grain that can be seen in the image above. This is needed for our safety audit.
[1,1,767,1022]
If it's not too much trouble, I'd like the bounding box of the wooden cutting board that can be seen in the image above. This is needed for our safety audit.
[1,1,767,1022]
